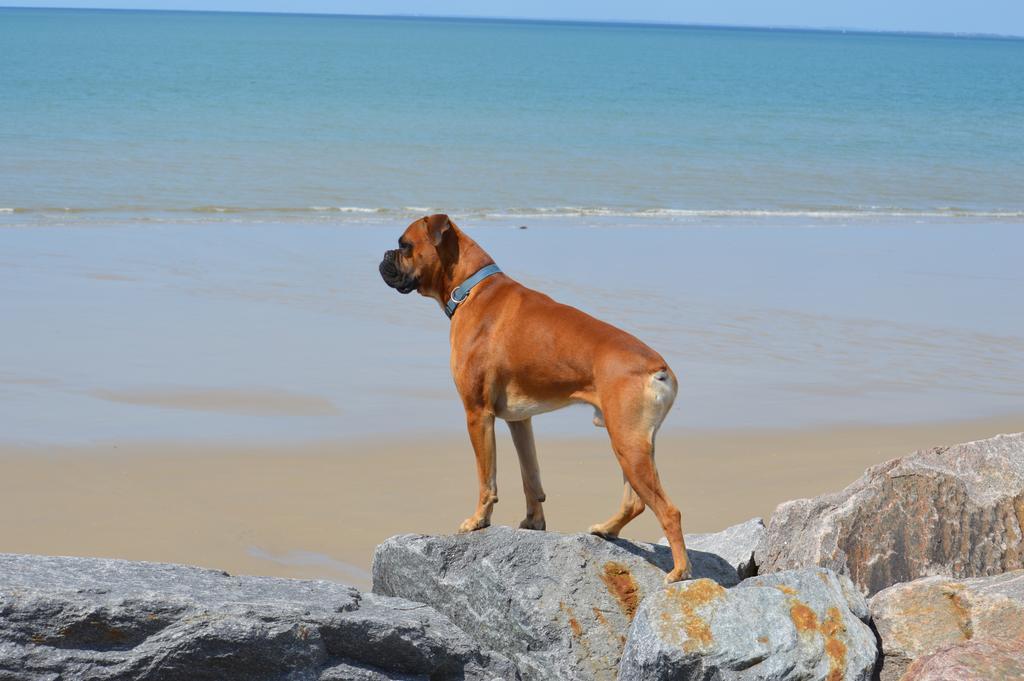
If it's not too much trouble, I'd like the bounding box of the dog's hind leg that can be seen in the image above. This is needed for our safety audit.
[588,474,645,538]
[508,418,546,530]
[599,369,692,583]
[607,426,690,582]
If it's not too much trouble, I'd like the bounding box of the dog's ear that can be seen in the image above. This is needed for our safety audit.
[424,214,451,246]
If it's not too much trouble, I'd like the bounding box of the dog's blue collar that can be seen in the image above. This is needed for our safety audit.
[445,264,502,319]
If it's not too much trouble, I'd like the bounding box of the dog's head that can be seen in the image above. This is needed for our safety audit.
[379,214,457,297]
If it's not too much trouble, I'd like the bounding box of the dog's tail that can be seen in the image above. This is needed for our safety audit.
[593,367,677,431]
[646,367,678,432]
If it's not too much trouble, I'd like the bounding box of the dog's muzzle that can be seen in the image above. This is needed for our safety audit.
[379,250,418,294]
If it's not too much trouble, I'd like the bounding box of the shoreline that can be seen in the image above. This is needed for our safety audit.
[3,414,1019,590]
[4,212,1024,231]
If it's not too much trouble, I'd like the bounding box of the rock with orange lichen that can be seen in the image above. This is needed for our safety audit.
[868,569,1024,681]
[618,568,877,681]
[898,637,1024,681]
[745,568,871,622]
[756,433,1024,597]
[372,526,738,681]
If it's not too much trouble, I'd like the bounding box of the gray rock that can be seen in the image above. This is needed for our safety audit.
[319,661,425,681]
[618,568,878,681]
[371,526,738,681]
[756,432,1024,595]
[660,517,766,579]
[869,569,1024,681]
[0,553,516,681]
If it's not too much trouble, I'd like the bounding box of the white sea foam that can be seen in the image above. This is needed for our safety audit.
[484,206,1024,219]
[2,204,1023,228]
[311,206,379,213]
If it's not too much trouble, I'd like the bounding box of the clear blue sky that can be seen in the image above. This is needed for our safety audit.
[6,0,1024,36]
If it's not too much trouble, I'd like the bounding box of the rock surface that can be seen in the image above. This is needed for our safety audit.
[372,526,738,681]
[869,569,1024,681]
[660,517,766,579]
[617,567,877,681]
[899,638,1024,681]
[0,553,516,681]
[756,432,1024,595]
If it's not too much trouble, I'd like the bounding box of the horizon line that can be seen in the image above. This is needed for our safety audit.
[2,5,1022,41]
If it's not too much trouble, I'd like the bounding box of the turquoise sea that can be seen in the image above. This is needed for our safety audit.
[2,7,1023,225]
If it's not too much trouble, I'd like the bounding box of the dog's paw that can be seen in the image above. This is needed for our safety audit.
[587,523,619,539]
[518,516,546,531]
[457,516,490,533]
[663,566,694,584]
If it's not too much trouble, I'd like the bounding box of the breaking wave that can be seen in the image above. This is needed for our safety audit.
[2,204,1023,227]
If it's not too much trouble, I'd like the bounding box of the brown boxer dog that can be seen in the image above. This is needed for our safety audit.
[379,214,691,582]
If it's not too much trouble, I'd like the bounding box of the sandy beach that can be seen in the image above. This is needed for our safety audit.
[3,414,1019,590]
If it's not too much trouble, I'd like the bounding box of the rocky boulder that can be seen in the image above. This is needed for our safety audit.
[756,433,1024,595]
[371,526,738,681]
[0,553,516,681]
[869,569,1024,681]
[899,638,1024,681]
[617,567,877,681]
[660,517,766,579]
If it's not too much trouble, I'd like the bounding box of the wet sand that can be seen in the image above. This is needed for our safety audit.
[3,414,1019,590]
[91,387,339,416]
[3,220,1024,444]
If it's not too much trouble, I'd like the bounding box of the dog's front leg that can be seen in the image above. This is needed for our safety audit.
[508,418,546,530]
[458,409,497,533]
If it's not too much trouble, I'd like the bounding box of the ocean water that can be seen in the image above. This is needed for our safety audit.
[2,7,1024,225]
